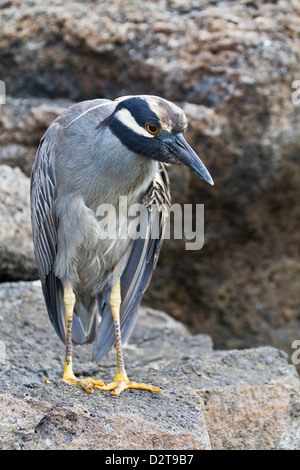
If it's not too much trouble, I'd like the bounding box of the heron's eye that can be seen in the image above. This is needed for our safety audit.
[146,123,159,135]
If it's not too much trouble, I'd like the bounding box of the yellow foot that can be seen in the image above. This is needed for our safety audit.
[63,376,105,394]
[99,377,162,396]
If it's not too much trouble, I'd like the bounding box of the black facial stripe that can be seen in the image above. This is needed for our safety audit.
[115,97,160,129]
[109,116,157,155]
[107,106,187,165]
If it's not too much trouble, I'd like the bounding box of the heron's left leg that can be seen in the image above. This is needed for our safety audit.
[99,279,161,396]
[62,283,105,393]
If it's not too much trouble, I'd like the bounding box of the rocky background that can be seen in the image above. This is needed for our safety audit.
[0,0,300,450]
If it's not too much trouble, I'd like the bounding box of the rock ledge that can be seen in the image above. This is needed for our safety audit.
[0,281,299,450]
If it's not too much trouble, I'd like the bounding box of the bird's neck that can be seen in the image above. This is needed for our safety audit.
[85,153,158,211]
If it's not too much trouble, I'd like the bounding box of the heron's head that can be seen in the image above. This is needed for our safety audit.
[107,95,214,185]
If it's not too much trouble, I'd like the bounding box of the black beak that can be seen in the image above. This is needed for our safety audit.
[165,133,214,185]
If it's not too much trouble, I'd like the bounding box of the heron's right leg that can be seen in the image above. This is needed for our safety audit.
[62,283,105,393]
[98,279,161,395]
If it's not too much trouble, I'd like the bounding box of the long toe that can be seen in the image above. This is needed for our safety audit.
[63,376,106,394]
[97,379,162,396]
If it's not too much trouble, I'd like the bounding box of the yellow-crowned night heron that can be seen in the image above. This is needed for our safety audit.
[30,95,213,396]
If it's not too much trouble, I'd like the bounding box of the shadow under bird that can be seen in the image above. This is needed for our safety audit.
[30,95,213,395]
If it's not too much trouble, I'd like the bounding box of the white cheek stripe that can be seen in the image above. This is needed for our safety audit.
[115,108,154,138]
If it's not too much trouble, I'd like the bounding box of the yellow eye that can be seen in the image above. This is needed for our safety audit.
[146,123,159,135]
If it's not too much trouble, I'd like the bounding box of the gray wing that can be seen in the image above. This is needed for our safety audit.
[30,126,66,341]
[92,164,171,361]
[31,122,98,345]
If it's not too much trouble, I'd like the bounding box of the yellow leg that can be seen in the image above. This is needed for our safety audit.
[62,283,105,393]
[99,279,161,396]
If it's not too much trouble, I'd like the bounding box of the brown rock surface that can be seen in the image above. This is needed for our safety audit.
[0,97,71,176]
[0,165,37,281]
[0,0,299,366]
